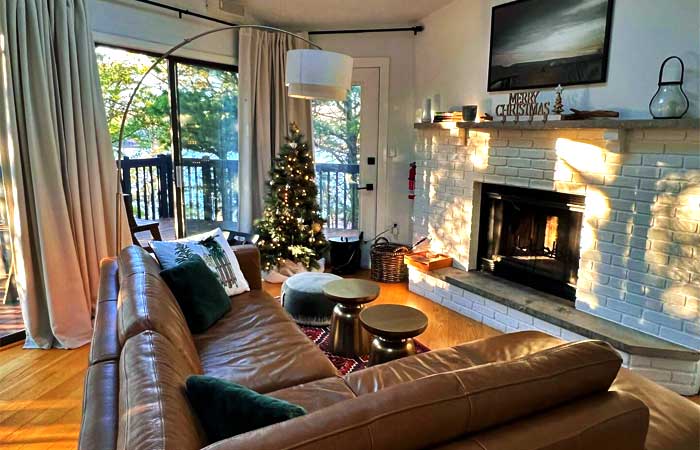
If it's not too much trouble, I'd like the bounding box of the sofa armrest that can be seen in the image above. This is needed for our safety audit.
[232,245,262,290]
[78,361,119,450]
[97,257,119,303]
[89,300,120,365]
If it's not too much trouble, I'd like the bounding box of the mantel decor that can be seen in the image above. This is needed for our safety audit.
[487,0,614,91]
[649,56,690,119]
[113,25,353,254]
[494,90,559,122]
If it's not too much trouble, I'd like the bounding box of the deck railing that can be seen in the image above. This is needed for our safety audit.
[315,163,360,230]
[121,155,174,220]
[121,156,359,230]
[121,155,239,223]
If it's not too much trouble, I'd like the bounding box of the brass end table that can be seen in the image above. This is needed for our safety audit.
[359,304,428,366]
[323,279,380,358]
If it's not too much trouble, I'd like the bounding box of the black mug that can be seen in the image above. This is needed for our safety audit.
[462,105,478,122]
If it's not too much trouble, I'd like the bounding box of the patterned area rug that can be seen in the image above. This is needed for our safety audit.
[301,325,429,375]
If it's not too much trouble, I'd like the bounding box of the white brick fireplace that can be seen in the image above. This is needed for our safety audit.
[411,122,700,394]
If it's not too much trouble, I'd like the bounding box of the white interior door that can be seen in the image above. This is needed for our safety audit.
[312,66,380,268]
[354,67,380,267]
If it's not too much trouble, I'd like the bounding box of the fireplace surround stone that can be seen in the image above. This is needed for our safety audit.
[411,123,700,394]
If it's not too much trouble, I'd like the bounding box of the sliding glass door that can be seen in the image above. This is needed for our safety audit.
[95,45,238,240]
[175,61,239,235]
[96,46,174,238]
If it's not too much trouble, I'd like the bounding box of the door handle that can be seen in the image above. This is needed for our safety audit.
[356,183,374,191]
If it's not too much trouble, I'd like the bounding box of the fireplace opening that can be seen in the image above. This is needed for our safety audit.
[476,184,585,300]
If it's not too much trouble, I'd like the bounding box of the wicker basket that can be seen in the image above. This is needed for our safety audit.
[370,237,410,283]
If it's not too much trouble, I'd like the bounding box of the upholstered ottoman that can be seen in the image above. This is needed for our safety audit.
[281,272,342,326]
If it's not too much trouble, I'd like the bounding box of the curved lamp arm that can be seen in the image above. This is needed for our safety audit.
[115,25,322,254]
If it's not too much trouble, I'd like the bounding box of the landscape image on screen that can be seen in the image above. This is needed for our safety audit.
[488,0,612,91]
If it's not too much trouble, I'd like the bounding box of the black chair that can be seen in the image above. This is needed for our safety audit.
[222,229,259,246]
[124,194,162,247]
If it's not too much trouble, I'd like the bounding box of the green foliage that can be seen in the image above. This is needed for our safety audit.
[96,48,171,154]
[96,46,238,159]
[255,124,327,271]
[177,67,238,158]
[311,85,360,164]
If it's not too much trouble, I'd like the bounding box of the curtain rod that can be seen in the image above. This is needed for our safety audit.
[133,0,237,26]
[309,26,424,35]
[131,0,424,35]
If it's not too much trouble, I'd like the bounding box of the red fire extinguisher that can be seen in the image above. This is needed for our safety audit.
[408,162,417,199]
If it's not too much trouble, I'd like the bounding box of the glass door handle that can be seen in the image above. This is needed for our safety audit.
[356,183,374,191]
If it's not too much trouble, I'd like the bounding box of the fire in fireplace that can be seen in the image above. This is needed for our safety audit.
[476,184,585,300]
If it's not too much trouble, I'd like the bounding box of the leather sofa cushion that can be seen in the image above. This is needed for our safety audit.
[202,340,624,450]
[448,339,622,432]
[195,290,338,393]
[117,270,202,373]
[118,245,162,280]
[78,361,118,450]
[231,245,262,290]
[345,330,563,395]
[118,331,207,450]
[89,299,120,365]
[433,392,648,450]
[267,376,357,413]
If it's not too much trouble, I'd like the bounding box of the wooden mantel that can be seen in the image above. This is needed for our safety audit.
[414,118,700,131]
[414,118,699,151]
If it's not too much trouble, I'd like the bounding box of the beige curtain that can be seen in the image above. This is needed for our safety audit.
[238,28,313,232]
[0,0,130,348]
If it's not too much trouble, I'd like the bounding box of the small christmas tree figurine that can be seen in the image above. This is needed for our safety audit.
[553,84,564,114]
[255,123,327,272]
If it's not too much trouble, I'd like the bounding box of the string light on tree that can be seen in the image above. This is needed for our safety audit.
[255,122,327,272]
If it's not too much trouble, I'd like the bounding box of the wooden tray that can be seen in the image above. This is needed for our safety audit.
[404,252,453,272]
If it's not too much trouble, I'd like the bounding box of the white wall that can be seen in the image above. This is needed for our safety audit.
[415,0,700,119]
[312,33,417,245]
[87,0,238,65]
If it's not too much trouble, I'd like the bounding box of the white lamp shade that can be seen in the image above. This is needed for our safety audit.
[286,49,353,101]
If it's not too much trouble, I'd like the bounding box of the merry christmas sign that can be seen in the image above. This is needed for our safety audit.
[494,91,560,122]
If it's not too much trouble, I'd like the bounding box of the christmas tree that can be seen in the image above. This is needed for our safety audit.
[255,123,327,272]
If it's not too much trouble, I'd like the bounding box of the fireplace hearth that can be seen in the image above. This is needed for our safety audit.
[477,184,585,300]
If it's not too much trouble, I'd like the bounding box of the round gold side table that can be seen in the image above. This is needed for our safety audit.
[359,304,428,366]
[323,279,380,358]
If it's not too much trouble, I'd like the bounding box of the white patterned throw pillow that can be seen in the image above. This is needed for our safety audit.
[151,228,250,296]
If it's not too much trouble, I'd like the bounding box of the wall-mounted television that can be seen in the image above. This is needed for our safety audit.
[487,0,614,92]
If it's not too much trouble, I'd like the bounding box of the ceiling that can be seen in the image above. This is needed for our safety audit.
[238,0,454,30]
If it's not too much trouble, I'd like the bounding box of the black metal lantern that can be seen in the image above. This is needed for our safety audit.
[649,56,690,119]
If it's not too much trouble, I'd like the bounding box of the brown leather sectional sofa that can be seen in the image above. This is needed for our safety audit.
[79,245,700,450]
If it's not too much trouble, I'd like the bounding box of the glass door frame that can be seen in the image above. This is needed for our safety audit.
[95,43,239,238]
[169,55,239,237]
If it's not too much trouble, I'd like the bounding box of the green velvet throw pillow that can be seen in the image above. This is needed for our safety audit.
[160,255,231,333]
[185,375,307,443]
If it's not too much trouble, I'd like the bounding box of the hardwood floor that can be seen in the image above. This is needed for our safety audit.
[0,273,696,450]
[0,342,89,450]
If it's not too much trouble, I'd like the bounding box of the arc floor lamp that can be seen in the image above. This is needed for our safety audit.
[115,25,354,254]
